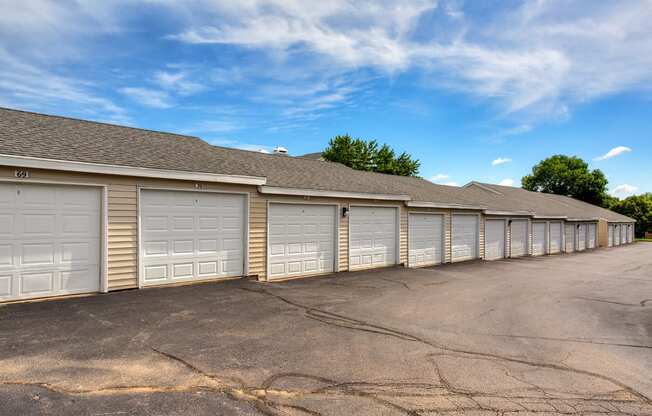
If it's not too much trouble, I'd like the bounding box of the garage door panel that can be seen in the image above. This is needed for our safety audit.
[141,190,246,286]
[532,223,546,256]
[0,183,101,302]
[268,204,336,279]
[452,215,478,262]
[349,207,397,270]
[0,275,11,296]
[485,219,505,260]
[578,225,587,251]
[552,223,562,251]
[510,220,528,257]
[565,224,575,252]
[408,214,443,267]
[587,224,596,249]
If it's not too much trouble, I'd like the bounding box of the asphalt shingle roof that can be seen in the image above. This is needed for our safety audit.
[463,182,634,222]
[0,107,634,222]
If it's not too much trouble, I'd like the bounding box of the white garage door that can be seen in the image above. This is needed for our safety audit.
[140,190,245,286]
[408,214,443,267]
[621,225,627,244]
[608,225,614,247]
[349,206,397,270]
[628,225,634,243]
[484,219,505,261]
[614,225,621,246]
[451,215,478,262]
[565,224,575,252]
[549,222,563,254]
[268,203,336,280]
[578,224,587,251]
[588,224,596,249]
[0,183,101,302]
[532,222,546,256]
[510,220,529,257]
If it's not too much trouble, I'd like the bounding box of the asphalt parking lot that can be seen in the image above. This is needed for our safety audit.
[1,243,651,415]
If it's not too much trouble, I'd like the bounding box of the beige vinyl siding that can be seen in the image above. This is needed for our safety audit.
[479,214,486,259]
[598,219,609,247]
[0,167,260,291]
[405,208,452,265]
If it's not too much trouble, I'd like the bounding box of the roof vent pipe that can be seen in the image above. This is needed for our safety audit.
[273,146,288,155]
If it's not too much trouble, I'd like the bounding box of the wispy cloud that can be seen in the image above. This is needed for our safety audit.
[153,70,205,96]
[492,157,512,166]
[430,173,450,182]
[166,0,652,119]
[498,178,515,187]
[119,87,172,109]
[0,48,127,123]
[443,181,459,187]
[184,120,242,134]
[594,146,632,161]
[206,138,272,153]
[611,184,638,197]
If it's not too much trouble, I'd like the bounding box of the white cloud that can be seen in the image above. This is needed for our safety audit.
[153,70,205,95]
[4,0,652,126]
[611,184,638,197]
[594,146,632,161]
[0,48,127,122]
[498,178,515,187]
[492,157,512,166]
[206,138,272,153]
[165,0,652,118]
[430,173,450,182]
[443,181,459,187]
[119,87,172,109]
[185,120,241,134]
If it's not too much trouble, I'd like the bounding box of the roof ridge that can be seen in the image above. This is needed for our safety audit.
[0,106,200,141]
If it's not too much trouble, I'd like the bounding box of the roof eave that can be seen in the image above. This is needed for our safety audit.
[406,201,484,210]
[258,185,411,201]
[484,210,533,217]
[0,154,267,186]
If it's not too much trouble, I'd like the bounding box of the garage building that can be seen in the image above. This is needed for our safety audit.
[0,108,637,302]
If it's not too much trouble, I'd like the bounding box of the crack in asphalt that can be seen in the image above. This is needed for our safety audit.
[2,281,651,415]
[240,287,652,407]
[574,296,652,308]
[464,332,652,350]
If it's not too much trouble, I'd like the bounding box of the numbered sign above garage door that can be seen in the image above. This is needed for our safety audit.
[0,183,102,302]
[140,189,245,286]
[451,214,479,262]
[349,206,398,270]
[408,213,443,267]
[268,203,336,280]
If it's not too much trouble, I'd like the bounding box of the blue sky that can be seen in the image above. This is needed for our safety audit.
[1,1,650,197]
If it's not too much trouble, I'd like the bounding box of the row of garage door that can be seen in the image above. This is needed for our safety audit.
[0,183,634,302]
[608,223,634,247]
[485,220,598,260]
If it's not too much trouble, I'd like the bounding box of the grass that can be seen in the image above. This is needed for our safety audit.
[635,238,652,242]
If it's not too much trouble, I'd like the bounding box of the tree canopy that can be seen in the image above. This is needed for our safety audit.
[610,193,652,237]
[521,155,609,206]
[322,134,420,177]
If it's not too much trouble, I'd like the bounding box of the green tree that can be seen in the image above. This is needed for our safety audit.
[322,134,420,177]
[522,155,609,206]
[610,193,652,237]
